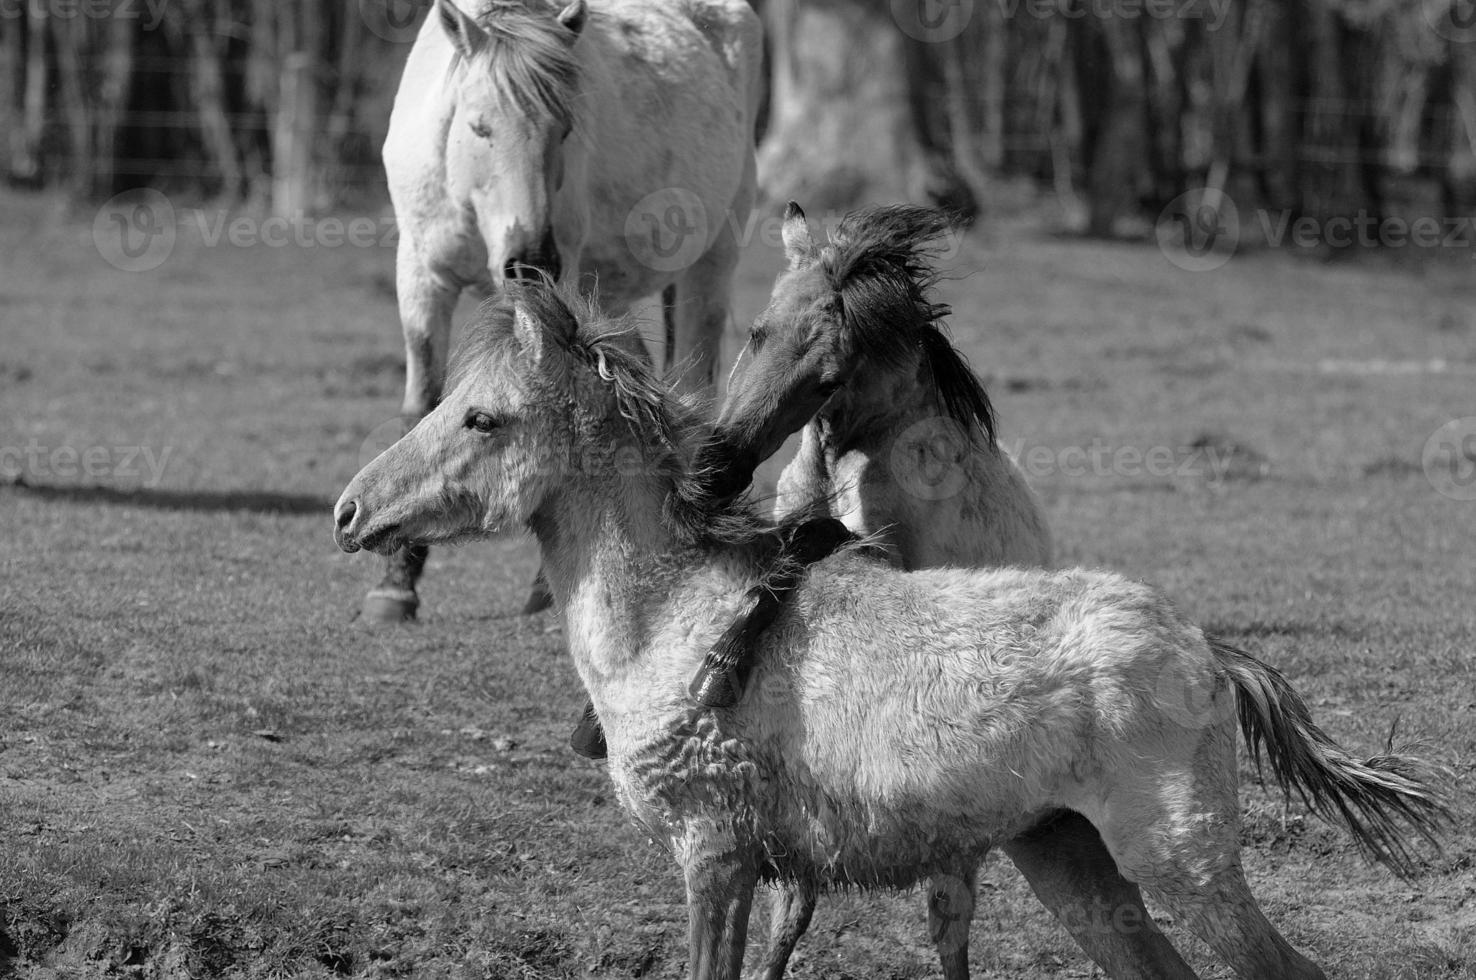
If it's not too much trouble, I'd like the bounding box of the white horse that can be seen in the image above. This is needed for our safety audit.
[365,0,761,621]
[334,282,1449,980]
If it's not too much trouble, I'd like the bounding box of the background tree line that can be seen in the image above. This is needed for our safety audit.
[2,0,1474,233]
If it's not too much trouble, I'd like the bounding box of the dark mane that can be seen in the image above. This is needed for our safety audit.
[465,1,582,128]
[452,284,801,556]
[819,205,996,445]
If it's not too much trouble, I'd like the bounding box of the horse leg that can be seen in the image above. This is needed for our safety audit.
[1085,745,1327,980]
[683,849,757,980]
[360,259,456,624]
[927,866,977,980]
[755,882,815,980]
[1002,812,1198,980]
[668,225,739,394]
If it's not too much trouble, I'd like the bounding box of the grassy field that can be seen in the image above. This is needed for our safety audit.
[1,187,1473,979]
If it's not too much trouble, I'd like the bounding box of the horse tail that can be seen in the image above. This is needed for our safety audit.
[1209,637,1450,877]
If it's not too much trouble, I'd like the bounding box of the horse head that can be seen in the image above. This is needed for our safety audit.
[437,0,588,283]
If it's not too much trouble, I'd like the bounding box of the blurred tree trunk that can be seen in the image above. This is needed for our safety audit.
[181,0,244,199]
[1255,1,1304,215]
[756,0,971,212]
[1447,43,1476,214]
[50,10,91,196]
[1075,8,1146,236]
[93,8,137,197]
[0,21,17,183]
[16,2,48,184]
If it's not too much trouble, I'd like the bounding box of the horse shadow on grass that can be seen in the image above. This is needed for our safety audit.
[2,478,329,516]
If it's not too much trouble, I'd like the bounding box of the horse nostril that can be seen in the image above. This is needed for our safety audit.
[502,241,561,283]
[336,499,358,531]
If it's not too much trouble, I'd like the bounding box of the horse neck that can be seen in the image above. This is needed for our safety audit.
[530,469,690,678]
[816,350,941,458]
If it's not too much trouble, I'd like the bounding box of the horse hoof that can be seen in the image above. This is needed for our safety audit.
[360,590,418,624]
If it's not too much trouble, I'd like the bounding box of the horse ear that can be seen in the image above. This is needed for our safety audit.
[781,201,815,269]
[557,0,588,36]
[436,0,486,57]
[511,295,550,363]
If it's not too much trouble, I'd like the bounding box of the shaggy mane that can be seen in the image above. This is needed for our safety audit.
[819,205,996,445]
[450,283,812,558]
[456,0,582,129]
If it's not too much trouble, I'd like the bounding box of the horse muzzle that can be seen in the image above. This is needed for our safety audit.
[502,230,562,283]
[333,497,403,556]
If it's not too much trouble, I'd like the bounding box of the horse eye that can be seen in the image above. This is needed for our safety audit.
[465,411,500,434]
[469,120,492,140]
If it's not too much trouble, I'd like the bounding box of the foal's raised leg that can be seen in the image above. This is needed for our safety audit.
[756,883,815,980]
[361,256,457,624]
[1002,812,1197,979]
[683,850,758,980]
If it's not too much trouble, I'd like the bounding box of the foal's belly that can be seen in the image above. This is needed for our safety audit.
[607,707,1047,889]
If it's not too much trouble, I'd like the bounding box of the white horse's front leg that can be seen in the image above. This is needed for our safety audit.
[668,223,740,395]
[682,844,757,980]
[397,246,458,419]
[359,243,458,624]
